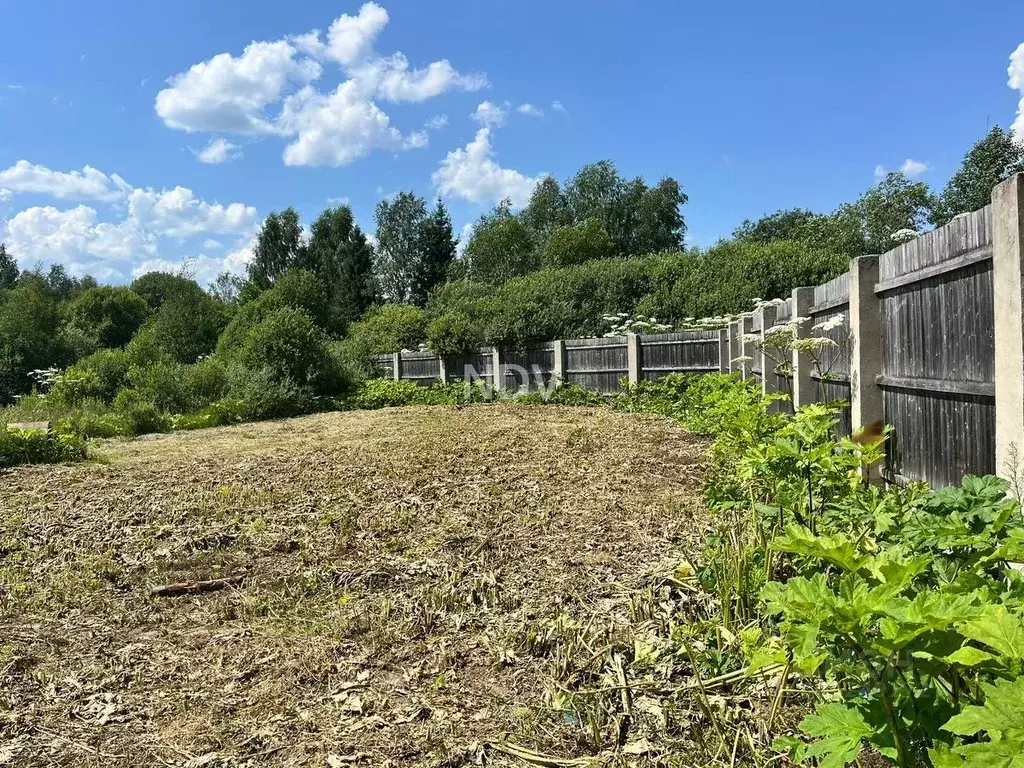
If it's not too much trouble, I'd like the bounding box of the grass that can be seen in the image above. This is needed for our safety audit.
[0,404,717,767]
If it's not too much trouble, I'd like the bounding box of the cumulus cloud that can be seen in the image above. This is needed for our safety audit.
[425,114,449,130]
[472,100,507,127]
[0,189,11,203]
[517,103,543,117]
[195,137,242,164]
[0,160,131,202]
[551,100,566,113]
[1,160,259,279]
[155,3,486,167]
[432,127,541,208]
[1010,42,1024,141]
[874,158,929,181]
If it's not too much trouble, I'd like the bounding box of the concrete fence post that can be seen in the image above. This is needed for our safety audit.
[790,286,816,409]
[392,352,403,382]
[756,304,779,397]
[849,255,883,435]
[438,356,448,385]
[993,173,1024,478]
[491,347,504,393]
[739,314,755,380]
[553,339,567,384]
[718,328,730,373]
[627,333,641,385]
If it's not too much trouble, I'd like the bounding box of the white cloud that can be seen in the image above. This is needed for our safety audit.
[874,158,929,182]
[278,82,408,166]
[432,127,541,208]
[899,158,928,177]
[131,258,183,278]
[156,40,321,134]
[551,100,566,113]
[0,189,11,203]
[472,100,507,127]
[0,160,131,202]
[203,238,222,250]
[425,114,449,130]
[5,205,152,263]
[517,103,543,117]
[1,161,259,278]
[195,137,242,164]
[1009,42,1024,141]
[154,3,486,167]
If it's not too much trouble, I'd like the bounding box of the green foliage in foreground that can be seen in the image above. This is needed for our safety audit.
[619,373,1024,767]
[0,427,86,468]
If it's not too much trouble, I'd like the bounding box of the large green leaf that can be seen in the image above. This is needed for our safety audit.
[774,525,869,574]
[959,606,1024,661]
[943,678,1024,736]
[800,703,874,768]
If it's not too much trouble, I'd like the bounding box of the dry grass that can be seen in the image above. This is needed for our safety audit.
[0,404,711,767]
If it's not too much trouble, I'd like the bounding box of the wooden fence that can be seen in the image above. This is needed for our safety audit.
[375,174,1024,491]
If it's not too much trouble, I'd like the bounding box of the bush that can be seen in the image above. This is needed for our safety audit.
[0,427,86,468]
[227,365,316,421]
[130,272,205,310]
[112,389,172,436]
[172,398,246,430]
[337,304,429,372]
[49,348,129,406]
[541,219,615,267]
[183,358,230,410]
[151,292,228,363]
[237,307,347,396]
[63,286,151,349]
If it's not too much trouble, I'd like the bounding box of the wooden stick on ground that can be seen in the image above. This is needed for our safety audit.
[150,574,245,597]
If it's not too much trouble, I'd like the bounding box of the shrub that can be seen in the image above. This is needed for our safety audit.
[425,311,482,357]
[172,399,246,430]
[127,360,191,414]
[540,219,615,267]
[63,286,151,349]
[183,358,230,410]
[337,304,429,372]
[151,292,228,363]
[237,307,347,396]
[49,348,129,406]
[0,427,86,468]
[227,365,316,421]
[112,389,171,436]
[130,272,205,310]
[125,325,171,369]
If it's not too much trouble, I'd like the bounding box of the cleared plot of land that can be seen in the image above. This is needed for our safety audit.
[1,405,707,767]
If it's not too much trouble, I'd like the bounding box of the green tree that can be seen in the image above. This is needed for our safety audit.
[208,271,246,305]
[931,126,1024,226]
[412,198,457,306]
[465,202,537,284]
[0,278,63,401]
[733,208,867,258]
[306,205,376,326]
[152,292,229,363]
[520,176,569,242]
[0,244,18,290]
[375,192,427,303]
[247,207,305,288]
[541,219,615,267]
[237,307,342,395]
[63,286,151,350]
[841,172,934,253]
[131,271,204,310]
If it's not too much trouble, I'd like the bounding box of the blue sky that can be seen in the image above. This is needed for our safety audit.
[1,1,1024,285]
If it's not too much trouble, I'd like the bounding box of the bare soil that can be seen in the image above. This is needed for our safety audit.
[0,405,709,767]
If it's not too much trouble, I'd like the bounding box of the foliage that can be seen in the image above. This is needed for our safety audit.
[337,304,428,370]
[0,277,65,402]
[208,270,246,305]
[248,207,305,288]
[0,243,18,290]
[541,219,615,267]
[465,202,538,284]
[130,271,204,311]
[375,191,428,303]
[346,378,491,410]
[305,204,376,327]
[932,126,1024,227]
[151,290,228,363]
[0,426,86,468]
[733,208,866,258]
[412,198,458,306]
[840,171,935,253]
[111,388,172,436]
[63,286,151,350]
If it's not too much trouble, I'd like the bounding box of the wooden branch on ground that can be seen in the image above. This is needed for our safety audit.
[150,574,245,597]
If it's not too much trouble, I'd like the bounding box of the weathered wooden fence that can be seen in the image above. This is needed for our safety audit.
[374,174,1024,491]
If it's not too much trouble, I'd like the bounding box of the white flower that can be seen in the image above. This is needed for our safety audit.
[732,355,753,363]
[891,228,918,243]
[764,325,792,336]
[813,314,846,333]
[741,333,761,344]
[791,316,811,325]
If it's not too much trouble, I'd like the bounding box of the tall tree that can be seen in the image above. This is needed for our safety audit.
[208,271,246,305]
[247,208,305,288]
[521,176,569,242]
[412,198,457,306]
[840,172,934,254]
[0,244,18,290]
[931,126,1024,226]
[733,208,867,258]
[307,205,376,326]
[375,192,427,303]
[465,201,537,284]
